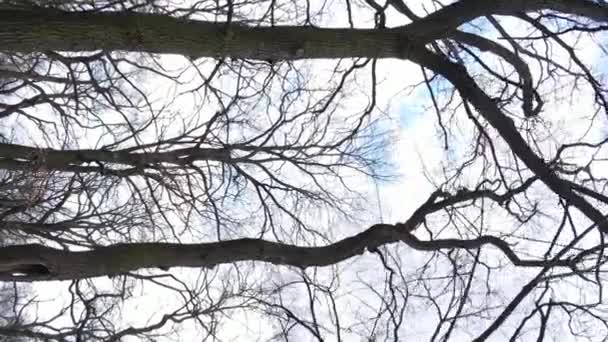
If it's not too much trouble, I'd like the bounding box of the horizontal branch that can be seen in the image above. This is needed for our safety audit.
[0,223,573,282]
[0,68,89,84]
[1,1,607,60]
[0,142,230,172]
[0,9,408,59]
[0,177,544,281]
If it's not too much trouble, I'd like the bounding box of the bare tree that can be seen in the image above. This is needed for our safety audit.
[1,0,608,340]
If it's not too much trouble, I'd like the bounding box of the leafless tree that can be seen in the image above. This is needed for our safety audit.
[1,0,608,340]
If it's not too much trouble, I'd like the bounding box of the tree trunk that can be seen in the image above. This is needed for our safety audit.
[0,142,231,173]
[1,1,606,59]
[0,222,564,282]
[0,9,410,60]
[1,1,607,282]
[1,7,603,231]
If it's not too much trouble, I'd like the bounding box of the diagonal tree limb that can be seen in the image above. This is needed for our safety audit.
[404,45,608,233]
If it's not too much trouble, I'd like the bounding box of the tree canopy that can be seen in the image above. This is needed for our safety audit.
[1,0,608,340]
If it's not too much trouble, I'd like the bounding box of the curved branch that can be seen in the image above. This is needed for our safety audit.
[0,179,569,282]
[405,45,608,233]
[0,223,572,282]
[403,0,608,41]
[451,31,540,117]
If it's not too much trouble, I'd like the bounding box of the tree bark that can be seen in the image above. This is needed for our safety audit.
[0,180,546,281]
[2,3,605,230]
[0,0,606,282]
[1,1,606,59]
[0,9,409,60]
[0,142,230,173]
[0,222,569,282]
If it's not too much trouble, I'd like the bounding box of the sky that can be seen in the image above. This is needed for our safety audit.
[4,0,608,341]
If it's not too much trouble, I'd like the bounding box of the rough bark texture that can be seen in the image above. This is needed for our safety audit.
[1,1,606,59]
[0,142,230,173]
[0,9,409,60]
[0,178,550,282]
[0,223,570,282]
[0,0,606,281]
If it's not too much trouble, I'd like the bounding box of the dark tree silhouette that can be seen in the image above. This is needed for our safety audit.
[1,0,608,340]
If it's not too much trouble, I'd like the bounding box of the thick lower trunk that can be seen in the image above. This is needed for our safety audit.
[0,227,396,281]
[1,1,606,59]
[0,222,565,282]
[0,142,230,173]
[0,9,408,60]
[0,1,605,283]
